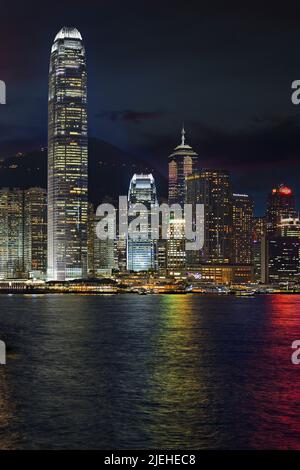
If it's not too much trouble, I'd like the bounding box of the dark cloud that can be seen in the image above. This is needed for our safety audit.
[1,0,300,214]
[96,110,165,124]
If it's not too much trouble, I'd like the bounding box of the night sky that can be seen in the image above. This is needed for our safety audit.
[1,0,300,214]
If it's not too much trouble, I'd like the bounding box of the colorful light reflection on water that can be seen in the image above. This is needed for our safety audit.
[0,294,300,449]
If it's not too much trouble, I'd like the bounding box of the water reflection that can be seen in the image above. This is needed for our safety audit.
[0,294,300,449]
[0,368,20,449]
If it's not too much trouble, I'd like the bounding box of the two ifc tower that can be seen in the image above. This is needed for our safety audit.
[47,27,196,281]
[47,27,88,281]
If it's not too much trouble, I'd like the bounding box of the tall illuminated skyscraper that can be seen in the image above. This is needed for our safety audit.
[167,127,197,273]
[168,126,198,206]
[47,27,88,281]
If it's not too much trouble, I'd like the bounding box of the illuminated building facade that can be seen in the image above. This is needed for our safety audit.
[188,264,253,285]
[266,237,300,284]
[232,193,253,264]
[167,127,197,272]
[262,184,300,284]
[186,170,233,266]
[263,217,300,284]
[166,219,186,273]
[157,239,167,272]
[168,126,198,206]
[47,27,88,281]
[278,217,300,238]
[266,184,297,236]
[253,217,266,281]
[87,202,95,276]
[127,174,157,271]
[116,236,127,272]
[116,200,128,272]
[94,215,117,275]
[0,188,47,279]
[24,188,47,278]
[0,188,24,279]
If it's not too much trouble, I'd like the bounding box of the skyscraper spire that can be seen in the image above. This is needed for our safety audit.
[168,126,198,206]
[181,124,185,146]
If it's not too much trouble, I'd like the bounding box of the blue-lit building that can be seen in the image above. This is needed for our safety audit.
[127,174,157,272]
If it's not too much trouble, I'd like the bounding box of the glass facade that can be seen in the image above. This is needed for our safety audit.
[0,188,47,279]
[48,27,88,280]
[127,174,157,272]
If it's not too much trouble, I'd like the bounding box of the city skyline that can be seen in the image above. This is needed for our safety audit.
[0,24,299,285]
[1,2,300,214]
[2,3,300,455]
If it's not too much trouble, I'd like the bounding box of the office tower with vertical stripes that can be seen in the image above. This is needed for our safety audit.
[127,174,157,272]
[47,27,88,281]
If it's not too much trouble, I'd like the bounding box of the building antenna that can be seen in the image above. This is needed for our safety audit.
[181,123,185,146]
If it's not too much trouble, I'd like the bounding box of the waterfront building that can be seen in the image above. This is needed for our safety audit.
[167,126,198,273]
[186,169,234,266]
[166,219,186,274]
[262,185,299,284]
[0,188,24,279]
[232,193,253,264]
[47,27,88,281]
[24,188,47,278]
[187,264,253,285]
[0,188,47,279]
[265,237,300,284]
[127,174,157,271]
[262,216,300,285]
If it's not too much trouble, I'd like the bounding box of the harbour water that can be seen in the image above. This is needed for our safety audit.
[0,294,300,449]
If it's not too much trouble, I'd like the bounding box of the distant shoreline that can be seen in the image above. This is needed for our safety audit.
[0,290,299,296]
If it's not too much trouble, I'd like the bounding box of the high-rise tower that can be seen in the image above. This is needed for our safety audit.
[47,27,88,280]
[127,174,158,272]
[167,127,197,273]
[266,184,297,236]
[232,193,253,264]
[186,169,234,265]
[168,126,198,206]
